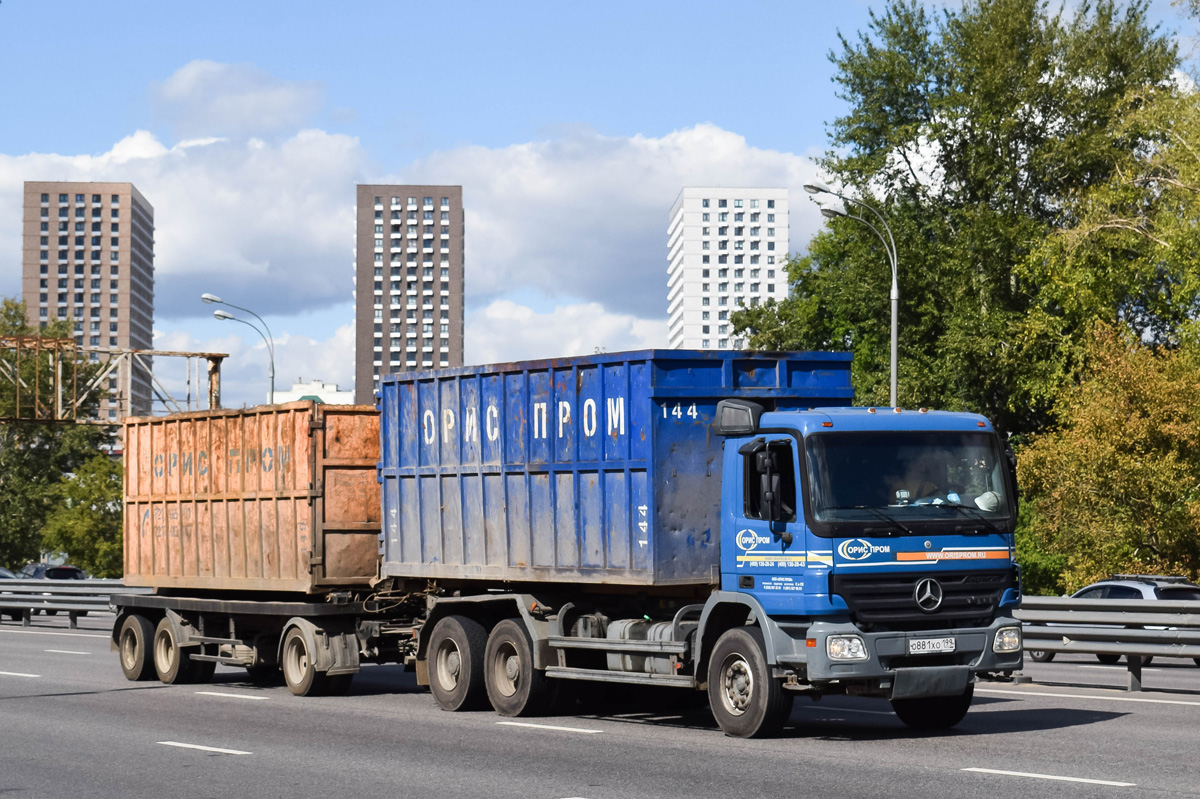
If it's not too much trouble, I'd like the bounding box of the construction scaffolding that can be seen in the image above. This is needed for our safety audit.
[0,336,226,423]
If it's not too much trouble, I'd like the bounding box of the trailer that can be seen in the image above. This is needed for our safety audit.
[113,350,1023,736]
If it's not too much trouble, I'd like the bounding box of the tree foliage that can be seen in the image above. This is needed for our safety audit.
[734,0,1178,437]
[40,454,123,578]
[1018,325,1200,590]
[0,298,117,570]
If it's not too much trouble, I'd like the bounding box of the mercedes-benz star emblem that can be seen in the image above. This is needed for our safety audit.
[914,577,944,612]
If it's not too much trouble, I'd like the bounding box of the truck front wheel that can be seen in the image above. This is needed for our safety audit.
[891,684,974,730]
[429,615,488,711]
[484,619,555,716]
[282,626,330,696]
[707,626,793,738]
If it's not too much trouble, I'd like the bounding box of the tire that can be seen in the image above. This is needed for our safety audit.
[281,626,329,697]
[428,615,489,711]
[324,673,354,696]
[153,617,196,684]
[891,684,974,730]
[189,658,217,684]
[706,626,793,738]
[1028,649,1055,663]
[117,614,156,681]
[246,664,283,686]
[1193,657,1200,667]
[1097,654,1121,665]
[483,618,556,717]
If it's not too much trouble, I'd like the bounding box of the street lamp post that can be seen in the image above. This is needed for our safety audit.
[203,294,275,405]
[805,183,899,408]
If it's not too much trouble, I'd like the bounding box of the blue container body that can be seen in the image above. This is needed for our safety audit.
[377,350,853,586]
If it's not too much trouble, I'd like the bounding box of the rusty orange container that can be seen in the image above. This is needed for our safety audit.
[123,402,380,594]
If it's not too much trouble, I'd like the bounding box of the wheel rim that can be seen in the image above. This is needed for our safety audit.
[490,640,520,698]
[120,628,138,670]
[155,629,175,674]
[435,638,463,691]
[719,652,753,716]
[284,635,308,687]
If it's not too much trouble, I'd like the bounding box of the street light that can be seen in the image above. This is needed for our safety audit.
[205,295,275,405]
[804,182,900,408]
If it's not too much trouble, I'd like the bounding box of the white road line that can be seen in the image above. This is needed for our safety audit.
[0,628,108,639]
[195,691,268,701]
[978,687,1200,707]
[0,671,40,678]
[963,767,1135,787]
[44,649,90,655]
[497,721,603,734]
[157,741,251,755]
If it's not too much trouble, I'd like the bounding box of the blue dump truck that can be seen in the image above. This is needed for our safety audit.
[113,350,1022,737]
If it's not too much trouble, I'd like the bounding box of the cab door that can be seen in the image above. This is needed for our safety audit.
[722,432,810,612]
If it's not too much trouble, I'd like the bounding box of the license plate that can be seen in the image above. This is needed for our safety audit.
[908,636,955,655]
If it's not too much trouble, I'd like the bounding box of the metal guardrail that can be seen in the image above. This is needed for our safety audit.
[1017,596,1200,691]
[0,579,151,629]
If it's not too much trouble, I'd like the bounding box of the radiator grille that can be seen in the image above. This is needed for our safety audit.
[830,569,1014,631]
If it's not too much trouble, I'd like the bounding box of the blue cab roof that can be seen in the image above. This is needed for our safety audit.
[761,406,994,438]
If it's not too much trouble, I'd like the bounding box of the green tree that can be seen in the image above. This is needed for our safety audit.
[0,298,116,569]
[734,0,1178,437]
[1018,324,1200,590]
[40,454,123,577]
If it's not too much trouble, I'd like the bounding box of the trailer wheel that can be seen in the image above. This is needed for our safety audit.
[189,658,217,684]
[153,617,197,684]
[891,684,974,730]
[484,619,555,717]
[707,626,793,738]
[117,614,156,681]
[429,615,489,711]
[281,626,329,696]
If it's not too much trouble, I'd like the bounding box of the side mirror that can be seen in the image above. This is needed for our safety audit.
[760,471,783,521]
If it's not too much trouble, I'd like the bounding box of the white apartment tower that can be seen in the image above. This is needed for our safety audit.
[667,188,789,350]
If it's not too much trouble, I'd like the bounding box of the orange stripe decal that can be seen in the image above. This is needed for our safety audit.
[896,550,1010,562]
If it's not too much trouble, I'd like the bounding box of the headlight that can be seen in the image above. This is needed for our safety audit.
[827,635,868,661]
[993,626,1021,653]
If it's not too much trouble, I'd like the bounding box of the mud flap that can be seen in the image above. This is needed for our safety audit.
[891,666,971,700]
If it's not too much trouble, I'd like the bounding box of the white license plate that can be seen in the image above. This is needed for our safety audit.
[908,636,956,655]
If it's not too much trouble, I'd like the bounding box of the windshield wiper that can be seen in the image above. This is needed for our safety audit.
[933,502,1005,535]
[820,505,914,536]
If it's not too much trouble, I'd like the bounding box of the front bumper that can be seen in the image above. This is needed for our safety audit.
[771,615,1023,699]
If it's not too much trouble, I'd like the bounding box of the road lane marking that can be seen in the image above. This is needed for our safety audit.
[977,687,1200,707]
[195,691,268,701]
[45,649,90,655]
[0,629,108,639]
[0,671,40,678]
[497,721,603,734]
[963,768,1135,787]
[157,741,251,755]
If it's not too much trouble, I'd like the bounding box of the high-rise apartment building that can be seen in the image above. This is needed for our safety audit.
[21,181,155,419]
[667,188,789,350]
[354,185,465,404]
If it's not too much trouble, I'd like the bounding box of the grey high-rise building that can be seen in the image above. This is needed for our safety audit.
[354,185,465,404]
[21,181,155,419]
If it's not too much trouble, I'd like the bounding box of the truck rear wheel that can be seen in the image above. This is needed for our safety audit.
[891,684,974,730]
[282,626,329,697]
[707,626,793,738]
[118,614,155,681]
[429,615,488,711]
[484,619,555,716]
[153,617,197,684]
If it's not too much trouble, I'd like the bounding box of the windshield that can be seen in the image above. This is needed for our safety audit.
[805,430,1014,534]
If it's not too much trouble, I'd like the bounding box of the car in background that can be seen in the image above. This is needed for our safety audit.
[1029,575,1200,665]
[0,567,16,579]
[18,563,88,580]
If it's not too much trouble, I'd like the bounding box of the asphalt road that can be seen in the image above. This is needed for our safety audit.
[2,615,1199,799]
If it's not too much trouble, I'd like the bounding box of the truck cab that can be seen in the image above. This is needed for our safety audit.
[706,400,1023,731]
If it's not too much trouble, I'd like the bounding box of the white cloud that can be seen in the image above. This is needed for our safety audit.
[465,299,667,365]
[396,123,825,318]
[154,61,324,139]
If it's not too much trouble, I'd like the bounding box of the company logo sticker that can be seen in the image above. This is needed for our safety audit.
[735,529,774,551]
[837,538,892,561]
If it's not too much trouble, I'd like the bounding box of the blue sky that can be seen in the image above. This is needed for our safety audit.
[0,0,1190,407]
